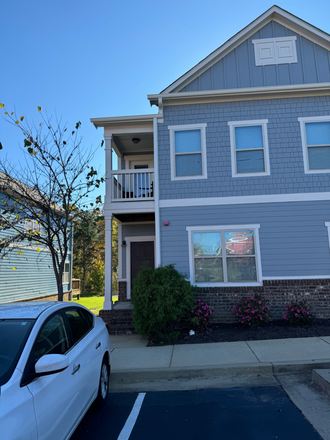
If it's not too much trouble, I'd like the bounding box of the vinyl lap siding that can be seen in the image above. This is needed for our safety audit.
[0,247,58,303]
[160,201,330,279]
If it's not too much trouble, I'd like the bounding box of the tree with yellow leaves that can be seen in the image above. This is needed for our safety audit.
[0,104,104,301]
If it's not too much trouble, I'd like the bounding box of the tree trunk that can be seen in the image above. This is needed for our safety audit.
[57,275,64,301]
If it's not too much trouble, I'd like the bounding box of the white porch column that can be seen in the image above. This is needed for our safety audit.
[103,135,113,310]
[153,117,161,267]
[104,216,113,310]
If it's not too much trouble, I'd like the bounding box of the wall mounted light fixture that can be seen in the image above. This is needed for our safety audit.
[122,240,126,247]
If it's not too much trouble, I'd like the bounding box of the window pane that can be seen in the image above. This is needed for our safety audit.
[175,130,201,153]
[306,122,330,146]
[176,153,202,176]
[225,230,255,255]
[227,257,257,282]
[65,309,90,345]
[33,314,69,362]
[193,232,221,256]
[235,125,263,150]
[236,150,265,173]
[194,258,223,282]
[308,146,330,170]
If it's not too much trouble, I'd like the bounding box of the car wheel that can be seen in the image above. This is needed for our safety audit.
[95,357,109,408]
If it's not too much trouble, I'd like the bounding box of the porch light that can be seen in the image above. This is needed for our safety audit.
[122,240,126,247]
[132,138,140,144]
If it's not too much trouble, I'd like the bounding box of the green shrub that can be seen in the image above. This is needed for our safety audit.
[233,293,270,326]
[131,264,196,343]
[283,299,315,326]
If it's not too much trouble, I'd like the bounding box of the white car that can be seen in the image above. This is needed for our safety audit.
[0,301,111,440]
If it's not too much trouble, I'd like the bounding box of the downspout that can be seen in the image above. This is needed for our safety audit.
[153,116,161,267]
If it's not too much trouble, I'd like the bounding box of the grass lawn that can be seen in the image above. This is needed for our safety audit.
[70,295,118,316]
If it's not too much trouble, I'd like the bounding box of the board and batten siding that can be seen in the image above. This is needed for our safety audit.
[158,95,330,201]
[160,201,330,279]
[121,223,155,279]
[179,21,330,92]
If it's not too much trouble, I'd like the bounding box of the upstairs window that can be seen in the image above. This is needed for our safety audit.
[168,123,207,181]
[228,120,270,177]
[298,116,330,173]
[24,218,41,234]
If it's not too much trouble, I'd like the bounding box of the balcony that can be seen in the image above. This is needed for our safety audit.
[111,169,154,202]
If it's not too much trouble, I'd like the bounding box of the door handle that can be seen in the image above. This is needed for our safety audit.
[71,364,80,375]
[95,342,101,349]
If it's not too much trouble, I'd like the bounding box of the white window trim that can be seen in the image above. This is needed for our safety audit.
[228,119,270,178]
[298,116,330,174]
[186,224,262,287]
[24,218,41,234]
[168,123,207,181]
[252,36,297,66]
[325,222,330,250]
[62,260,70,285]
[125,235,156,300]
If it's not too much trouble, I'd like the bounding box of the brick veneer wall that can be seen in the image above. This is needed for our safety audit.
[197,279,330,323]
[8,291,71,303]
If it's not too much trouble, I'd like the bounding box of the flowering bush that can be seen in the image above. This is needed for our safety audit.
[283,299,315,326]
[233,293,270,326]
[191,299,213,331]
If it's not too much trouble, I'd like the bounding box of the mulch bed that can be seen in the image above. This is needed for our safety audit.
[165,319,330,346]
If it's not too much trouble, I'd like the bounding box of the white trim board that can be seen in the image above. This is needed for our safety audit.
[159,192,330,208]
[262,276,330,280]
[125,235,156,300]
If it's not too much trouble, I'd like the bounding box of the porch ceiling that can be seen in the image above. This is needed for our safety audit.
[113,132,154,156]
[114,212,155,223]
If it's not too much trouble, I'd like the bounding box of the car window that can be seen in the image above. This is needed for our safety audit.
[64,309,91,345]
[0,319,35,387]
[79,308,94,329]
[33,313,70,363]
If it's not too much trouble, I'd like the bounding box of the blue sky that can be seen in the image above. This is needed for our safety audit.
[1,0,330,201]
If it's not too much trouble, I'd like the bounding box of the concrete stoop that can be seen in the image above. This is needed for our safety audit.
[99,308,135,335]
[312,369,330,397]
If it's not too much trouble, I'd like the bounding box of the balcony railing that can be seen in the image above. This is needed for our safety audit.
[111,169,154,201]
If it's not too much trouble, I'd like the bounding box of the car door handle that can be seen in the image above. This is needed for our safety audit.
[95,342,101,349]
[71,364,80,375]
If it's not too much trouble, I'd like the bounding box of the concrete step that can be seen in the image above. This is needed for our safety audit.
[312,369,330,397]
[108,324,135,335]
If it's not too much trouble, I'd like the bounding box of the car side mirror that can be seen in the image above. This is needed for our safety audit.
[35,354,69,377]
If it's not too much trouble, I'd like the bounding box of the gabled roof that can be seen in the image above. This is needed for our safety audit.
[159,5,330,95]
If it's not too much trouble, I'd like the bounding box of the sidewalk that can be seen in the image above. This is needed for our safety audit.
[110,334,330,383]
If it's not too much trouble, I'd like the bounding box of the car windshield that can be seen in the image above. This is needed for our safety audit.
[0,319,35,387]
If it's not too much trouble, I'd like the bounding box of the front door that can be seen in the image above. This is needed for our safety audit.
[131,241,154,287]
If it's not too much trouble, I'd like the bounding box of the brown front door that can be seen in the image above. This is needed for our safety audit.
[131,241,154,287]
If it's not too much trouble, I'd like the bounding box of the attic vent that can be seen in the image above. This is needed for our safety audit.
[252,36,297,66]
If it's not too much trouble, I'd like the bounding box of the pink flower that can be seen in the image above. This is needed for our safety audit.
[283,315,287,320]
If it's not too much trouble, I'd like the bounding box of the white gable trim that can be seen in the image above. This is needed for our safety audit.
[160,6,330,94]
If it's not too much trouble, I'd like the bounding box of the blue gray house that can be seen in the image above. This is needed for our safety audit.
[0,185,73,303]
[92,6,330,322]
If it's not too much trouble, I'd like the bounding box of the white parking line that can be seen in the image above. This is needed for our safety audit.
[117,393,146,440]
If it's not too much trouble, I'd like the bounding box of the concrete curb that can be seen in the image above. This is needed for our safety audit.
[312,369,330,397]
[110,360,330,384]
